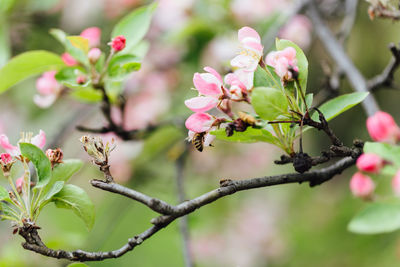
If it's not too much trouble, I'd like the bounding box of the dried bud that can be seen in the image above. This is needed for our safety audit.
[80,135,115,165]
[46,148,64,167]
[109,35,126,52]
[233,118,248,132]
[0,153,15,175]
[293,152,312,174]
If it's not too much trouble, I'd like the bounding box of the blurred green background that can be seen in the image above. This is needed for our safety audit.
[0,0,400,266]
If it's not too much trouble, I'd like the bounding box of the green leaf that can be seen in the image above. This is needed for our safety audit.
[70,87,102,103]
[41,159,83,199]
[108,54,141,79]
[211,127,280,145]
[52,184,95,230]
[55,67,90,89]
[0,185,10,202]
[42,181,64,203]
[348,202,400,234]
[253,65,283,90]
[364,142,400,167]
[276,38,308,92]
[20,143,51,188]
[67,263,89,267]
[67,36,89,53]
[0,18,10,67]
[50,29,89,66]
[252,87,288,121]
[312,92,369,122]
[111,3,157,53]
[0,51,64,94]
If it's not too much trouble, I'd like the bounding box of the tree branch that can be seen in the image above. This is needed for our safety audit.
[19,153,360,262]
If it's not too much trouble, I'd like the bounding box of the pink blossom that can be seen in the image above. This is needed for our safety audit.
[350,172,375,199]
[224,73,248,100]
[0,153,12,164]
[0,130,46,156]
[231,27,263,72]
[392,170,400,196]
[185,96,219,113]
[279,15,312,50]
[15,177,24,193]
[193,67,223,96]
[266,46,299,81]
[30,130,46,149]
[36,71,59,95]
[356,153,384,173]
[366,111,400,143]
[185,113,214,133]
[80,27,101,48]
[88,48,101,63]
[0,135,20,156]
[34,71,62,108]
[110,35,126,52]
[61,53,78,66]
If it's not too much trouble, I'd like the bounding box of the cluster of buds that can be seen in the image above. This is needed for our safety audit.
[46,148,64,168]
[350,111,400,199]
[80,135,115,165]
[0,153,15,176]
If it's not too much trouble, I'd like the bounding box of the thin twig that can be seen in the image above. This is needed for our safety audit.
[367,43,400,91]
[307,2,380,116]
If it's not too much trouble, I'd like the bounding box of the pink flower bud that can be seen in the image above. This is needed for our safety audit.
[76,75,87,84]
[109,35,126,52]
[366,111,400,143]
[61,53,78,66]
[193,67,223,96]
[350,172,375,199]
[80,27,101,48]
[15,177,24,194]
[185,113,214,133]
[36,71,59,95]
[392,170,400,196]
[0,153,12,164]
[88,48,101,63]
[356,153,384,173]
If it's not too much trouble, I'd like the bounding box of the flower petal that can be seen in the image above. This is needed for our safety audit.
[0,135,19,156]
[33,94,57,108]
[238,27,261,43]
[31,130,46,149]
[185,113,213,133]
[185,96,218,113]
[193,73,222,96]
